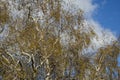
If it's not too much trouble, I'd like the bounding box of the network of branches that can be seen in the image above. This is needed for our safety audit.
[0,0,120,80]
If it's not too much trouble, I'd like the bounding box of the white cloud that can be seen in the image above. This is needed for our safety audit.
[63,0,98,17]
[80,20,116,56]
[63,0,117,56]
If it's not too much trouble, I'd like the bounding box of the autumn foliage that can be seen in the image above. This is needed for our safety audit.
[0,0,120,80]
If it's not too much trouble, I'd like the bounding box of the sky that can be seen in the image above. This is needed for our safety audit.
[93,0,120,35]
[64,0,120,35]
[63,0,117,56]
[92,0,120,67]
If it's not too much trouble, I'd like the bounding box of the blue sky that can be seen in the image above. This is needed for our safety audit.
[93,0,120,67]
[93,0,120,34]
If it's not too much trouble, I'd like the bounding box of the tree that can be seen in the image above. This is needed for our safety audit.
[0,0,120,80]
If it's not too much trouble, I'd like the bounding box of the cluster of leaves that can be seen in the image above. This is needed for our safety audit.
[0,0,120,80]
[0,1,9,24]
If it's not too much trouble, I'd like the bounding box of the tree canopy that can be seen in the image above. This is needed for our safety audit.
[0,0,120,80]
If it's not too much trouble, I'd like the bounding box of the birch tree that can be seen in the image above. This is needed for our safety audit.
[0,0,120,80]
